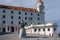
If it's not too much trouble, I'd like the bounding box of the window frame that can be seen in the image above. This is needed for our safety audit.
[3,15,5,18]
[19,12,21,14]
[11,21,13,24]
[34,29,37,32]
[31,13,33,15]
[48,28,50,31]
[11,16,13,19]
[25,12,27,15]
[3,10,5,13]
[3,20,5,24]
[11,11,13,14]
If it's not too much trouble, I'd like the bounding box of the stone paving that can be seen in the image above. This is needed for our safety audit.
[0,32,60,40]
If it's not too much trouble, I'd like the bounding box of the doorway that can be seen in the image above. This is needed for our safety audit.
[11,27,14,32]
[2,27,5,32]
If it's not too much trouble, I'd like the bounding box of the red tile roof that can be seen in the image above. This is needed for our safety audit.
[38,0,42,3]
[0,4,38,12]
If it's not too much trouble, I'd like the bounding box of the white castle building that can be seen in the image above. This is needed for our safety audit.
[0,0,57,36]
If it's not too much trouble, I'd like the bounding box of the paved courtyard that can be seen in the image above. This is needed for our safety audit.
[0,32,60,40]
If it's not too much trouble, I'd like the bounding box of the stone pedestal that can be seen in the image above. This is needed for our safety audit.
[19,28,26,38]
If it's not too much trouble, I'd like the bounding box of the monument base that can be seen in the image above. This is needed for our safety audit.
[19,28,26,38]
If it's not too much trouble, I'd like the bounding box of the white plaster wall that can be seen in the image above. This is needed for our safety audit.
[26,27,54,36]
[45,27,54,36]
[39,28,45,35]
[27,28,46,34]
[33,29,38,34]
[39,27,54,36]
[26,28,32,33]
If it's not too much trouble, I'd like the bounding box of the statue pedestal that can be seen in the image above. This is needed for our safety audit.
[19,28,26,38]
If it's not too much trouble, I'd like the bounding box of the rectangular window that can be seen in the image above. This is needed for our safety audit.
[3,20,5,24]
[29,17,33,21]
[31,13,33,15]
[25,17,27,20]
[11,16,13,19]
[25,12,27,15]
[11,11,13,14]
[34,29,36,32]
[19,16,21,19]
[19,12,21,14]
[11,21,13,24]
[3,10,5,13]
[38,18,39,20]
[3,15,5,18]
[38,13,39,16]
[19,21,21,24]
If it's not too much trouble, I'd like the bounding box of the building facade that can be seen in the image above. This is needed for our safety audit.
[0,0,45,33]
[0,0,57,36]
[25,23,56,36]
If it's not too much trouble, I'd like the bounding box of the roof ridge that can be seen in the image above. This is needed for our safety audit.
[0,4,38,12]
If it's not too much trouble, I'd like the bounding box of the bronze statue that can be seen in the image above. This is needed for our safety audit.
[21,20,25,28]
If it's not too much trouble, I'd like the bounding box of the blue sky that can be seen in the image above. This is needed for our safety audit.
[0,0,60,31]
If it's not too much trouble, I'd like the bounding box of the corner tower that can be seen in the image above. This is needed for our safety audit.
[37,0,44,12]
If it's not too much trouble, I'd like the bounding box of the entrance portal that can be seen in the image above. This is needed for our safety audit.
[2,27,5,32]
[11,27,14,32]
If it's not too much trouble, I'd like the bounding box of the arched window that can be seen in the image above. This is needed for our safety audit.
[34,29,36,32]
[39,29,40,31]
[48,28,50,31]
